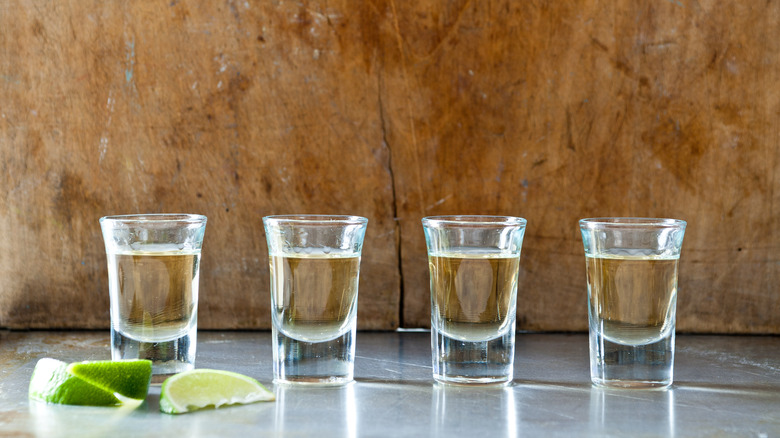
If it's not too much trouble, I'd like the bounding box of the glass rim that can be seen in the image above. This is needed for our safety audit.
[579,217,686,229]
[422,215,527,227]
[263,215,368,226]
[99,213,207,224]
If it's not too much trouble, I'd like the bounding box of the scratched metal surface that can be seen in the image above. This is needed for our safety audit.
[0,331,778,437]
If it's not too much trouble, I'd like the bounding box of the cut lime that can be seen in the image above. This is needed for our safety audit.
[29,358,121,406]
[29,358,153,407]
[68,359,152,399]
[160,369,275,414]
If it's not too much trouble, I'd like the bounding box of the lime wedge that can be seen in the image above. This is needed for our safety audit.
[160,369,275,414]
[29,358,121,406]
[68,359,152,399]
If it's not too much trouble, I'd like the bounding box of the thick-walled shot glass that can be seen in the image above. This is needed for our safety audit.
[580,218,686,389]
[99,214,207,383]
[263,215,368,385]
[422,215,527,385]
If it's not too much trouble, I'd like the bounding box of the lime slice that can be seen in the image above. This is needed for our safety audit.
[160,369,275,414]
[29,358,121,406]
[68,359,152,399]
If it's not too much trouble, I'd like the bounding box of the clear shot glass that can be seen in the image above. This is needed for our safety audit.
[580,218,687,389]
[422,215,527,385]
[263,215,368,385]
[99,214,207,383]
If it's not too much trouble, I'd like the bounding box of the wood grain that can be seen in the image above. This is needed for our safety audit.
[380,0,780,333]
[0,0,400,330]
[1,1,777,333]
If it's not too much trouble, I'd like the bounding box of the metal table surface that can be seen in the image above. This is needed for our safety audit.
[0,331,778,437]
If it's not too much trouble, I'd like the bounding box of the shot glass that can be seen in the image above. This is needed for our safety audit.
[99,214,207,383]
[422,215,527,385]
[263,215,368,385]
[579,218,686,389]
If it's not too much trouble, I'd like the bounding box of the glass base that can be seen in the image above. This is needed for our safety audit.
[273,327,355,386]
[592,378,671,390]
[434,376,512,386]
[590,330,674,390]
[274,376,355,386]
[111,327,196,385]
[431,324,515,385]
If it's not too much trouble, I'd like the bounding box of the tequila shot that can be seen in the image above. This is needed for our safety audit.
[580,218,686,389]
[422,216,527,385]
[100,214,207,383]
[264,215,368,385]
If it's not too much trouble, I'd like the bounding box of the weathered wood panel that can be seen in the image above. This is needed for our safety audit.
[0,0,400,330]
[385,1,780,333]
[1,1,777,333]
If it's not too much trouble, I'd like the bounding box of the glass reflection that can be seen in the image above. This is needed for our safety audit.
[431,384,516,436]
[589,387,675,436]
[274,383,356,437]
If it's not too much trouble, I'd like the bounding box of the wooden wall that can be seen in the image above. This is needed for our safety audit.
[1,1,778,333]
